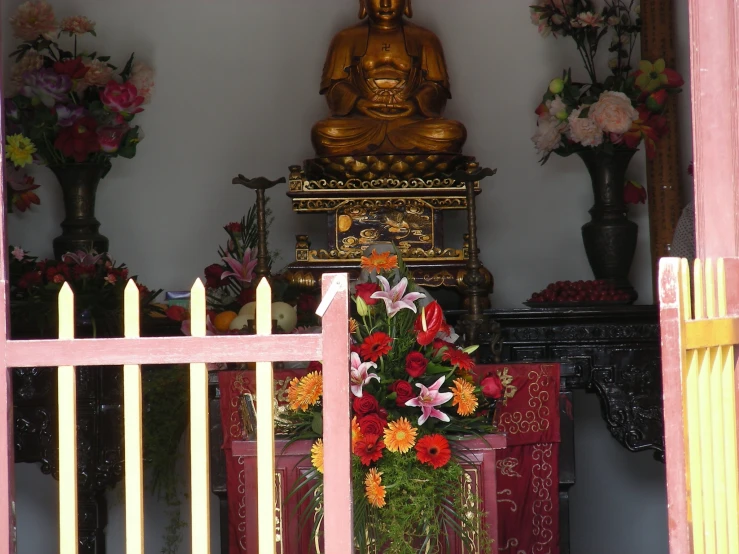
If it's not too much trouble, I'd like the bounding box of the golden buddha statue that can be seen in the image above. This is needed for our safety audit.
[311,0,467,157]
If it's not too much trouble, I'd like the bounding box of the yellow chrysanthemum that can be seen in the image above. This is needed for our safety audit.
[288,372,323,411]
[364,468,386,508]
[349,318,359,334]
[351,416,363,449]
[311,439,324,474]
[451,378,478,417]
[5,134,36,168]
[383,417,417,454]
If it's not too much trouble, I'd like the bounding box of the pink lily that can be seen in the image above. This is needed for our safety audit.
[222,248,258,283]
[370,275,425,317]
[350,352,379,398]
[405,375,454,425]
[62,250,104,266]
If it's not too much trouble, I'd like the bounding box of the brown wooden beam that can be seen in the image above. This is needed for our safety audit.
[640,0,684,299]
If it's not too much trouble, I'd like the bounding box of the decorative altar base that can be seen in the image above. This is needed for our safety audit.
[233,435,505,553]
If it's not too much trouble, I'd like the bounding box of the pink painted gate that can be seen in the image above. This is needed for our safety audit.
[0,261,351,553]
[658,257,739,554]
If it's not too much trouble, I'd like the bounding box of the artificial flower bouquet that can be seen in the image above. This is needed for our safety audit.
[166,204,320,336]
[530,0,683,164]
[8,246,159,337]
[4,0,154,210]
[281,249,503,553]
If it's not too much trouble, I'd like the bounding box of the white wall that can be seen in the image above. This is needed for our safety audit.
[3,1,690,552]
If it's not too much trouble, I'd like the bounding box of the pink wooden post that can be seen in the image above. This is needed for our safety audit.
[0,3,18,548]
[319,274,352,554]
[689,0,739,258]
[658,258,692,554]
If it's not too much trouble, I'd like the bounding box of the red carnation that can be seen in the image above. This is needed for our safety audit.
[355,282,380,306]
[353,395,379,416]
[357,414,386,436]
[442,348,475,371]
[54,116,100,162]
[405,351,429,378]
[415,434,452,469]
[414,301,444,346]
[204,264,225,289]
[388,380,415,407]
[54,57,89,80]
[359,332,393,362]
[353,433,384,466]
[480,373,504,399]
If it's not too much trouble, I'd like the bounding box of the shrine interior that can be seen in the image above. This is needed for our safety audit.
[1,1,695,553]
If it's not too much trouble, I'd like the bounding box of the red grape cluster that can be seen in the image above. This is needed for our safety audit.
[527,280,632,304]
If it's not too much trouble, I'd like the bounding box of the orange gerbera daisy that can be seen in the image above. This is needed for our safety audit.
[360,250,398,273]
[364,468,386,508]
[286,377,301,408]
[383,417,417,454]
[349,318,359,334]
[288,372,323,411]
[450,378,478,416]
[311,439,324,473]
[352,416,363,449]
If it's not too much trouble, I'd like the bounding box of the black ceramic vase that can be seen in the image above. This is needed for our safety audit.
[50,164,109,260]
[578,149,638,299]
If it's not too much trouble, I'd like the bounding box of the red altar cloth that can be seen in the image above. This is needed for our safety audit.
[218,362,560,553]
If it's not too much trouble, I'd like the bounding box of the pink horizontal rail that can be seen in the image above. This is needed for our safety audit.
[5,334,323,368]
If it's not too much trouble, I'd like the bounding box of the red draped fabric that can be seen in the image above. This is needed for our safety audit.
[478,363,561,554]
[218,362,560,553]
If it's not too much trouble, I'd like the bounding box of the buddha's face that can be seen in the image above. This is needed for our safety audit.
[366,0,405,24]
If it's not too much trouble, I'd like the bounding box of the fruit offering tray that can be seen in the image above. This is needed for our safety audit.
[524,280,634,307]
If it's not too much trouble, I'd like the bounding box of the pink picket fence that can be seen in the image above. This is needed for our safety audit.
[0,271,350,554]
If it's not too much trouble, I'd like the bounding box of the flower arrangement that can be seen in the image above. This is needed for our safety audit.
[9,246,159,337]
[282,249,501,553]
[167,203,320,335]
[4,0,154,210]
[530,0,683,164]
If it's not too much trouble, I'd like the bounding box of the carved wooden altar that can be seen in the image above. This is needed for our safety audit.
[282,160,493,302]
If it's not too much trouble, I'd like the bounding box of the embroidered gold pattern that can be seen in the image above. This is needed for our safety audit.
[497,489,518,513]
[497,365,554,435]
[496,457,522,478]
[531,444,555,553]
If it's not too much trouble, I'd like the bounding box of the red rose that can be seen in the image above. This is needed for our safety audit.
[357,414,386,436]
[388,380,415,407]
[405,351,429,378]
[18,270,42,289]
[54,57,88,80]
[100,80,144,115]
[481,373,504,399]
[353,395,379,416]
[355,282,380,306]
[414,301,444,346]
[54,116,100,162]
[204,264,225,288]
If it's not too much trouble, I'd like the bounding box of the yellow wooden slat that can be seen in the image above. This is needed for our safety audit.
[255,278,276,554]
[58,283,78,554]
[123,280,144,554]
[694,260,717,554]
[189,279,210,554]
[717,260,739,554]
[684,318,739,350]
[686,348,706,554]
[705,262,729,554]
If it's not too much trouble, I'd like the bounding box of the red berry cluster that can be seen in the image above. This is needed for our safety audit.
[527,280,632,303]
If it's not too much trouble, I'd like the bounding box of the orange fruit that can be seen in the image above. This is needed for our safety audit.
[213,310,238,332]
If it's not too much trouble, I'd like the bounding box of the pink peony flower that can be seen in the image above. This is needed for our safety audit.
[82,59,115,87]
[100,81,145,116]
[532,117,566,154]
[547,96,568,120]
[129,62,155,104]
[97,125,128,153]
[589,91,639,135]
[60,15,95,35]
[10,0,57,41]
[567,107,604,147]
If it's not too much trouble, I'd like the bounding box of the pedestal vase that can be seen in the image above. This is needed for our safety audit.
[50,164,109,260]
[578,149,638,299]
